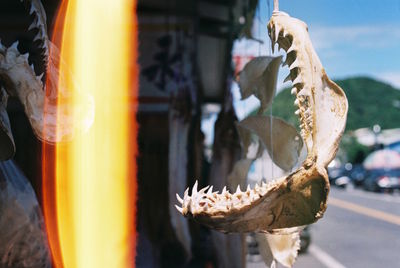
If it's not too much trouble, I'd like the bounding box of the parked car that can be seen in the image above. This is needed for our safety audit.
[328,163,353,188]
[362,168,400,192]
[387,141,400,154]
[349,164,366,186]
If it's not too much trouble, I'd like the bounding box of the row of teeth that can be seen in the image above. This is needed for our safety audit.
[269,25,305,96]
[1,40,44,86]
[20,0,49,62]
[175,180,279,215]
[269,23,313,139]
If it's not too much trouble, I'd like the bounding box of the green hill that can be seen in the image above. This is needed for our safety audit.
[259,77,400,132]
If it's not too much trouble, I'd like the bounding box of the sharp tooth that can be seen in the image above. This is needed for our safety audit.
[269,25,276,42]
[30,5,36,15]
[270,33,276,53]
[37,73,44,81]
[292,76,302,85]
[235,185,241,194]
[295,109,300,115]
[207,186,213,195]
[291,87,297,95]
[282,57,289,67]
[28,23,36,31]
[184,187,189,198]
[28,17,38,31]
[41,42,49,51]
[270,29,275,45]
[274,25,280,43]
[287,45,295,53]
[176,194,183,204]
[175,205,183,214]
[22,53,29,61]
[283,74,291,83]
[199,186,209,195]
[33,32,44,42]
[246,185,251,192]
[289,59,300,69]
[42,50,49,60]
[10,41,19,50]
[297,88,307,96]
[294,99,300,106]
[222,186,227,195]
[192,180,198,195]
[36,16,43,26]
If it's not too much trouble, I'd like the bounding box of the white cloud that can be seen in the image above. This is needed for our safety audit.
[310,25,400,50]
[232,22,400,102]
[376,72,400,89]
[235,23,400,54]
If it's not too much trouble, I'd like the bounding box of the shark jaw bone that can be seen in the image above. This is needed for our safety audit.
[176,11,348,233]
[176,165,328,233]
[268,11,348,168]
[0,0,94,143]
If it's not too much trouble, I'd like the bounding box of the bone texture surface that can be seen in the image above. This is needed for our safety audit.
[176,11,348,233]
[0,0,94,144]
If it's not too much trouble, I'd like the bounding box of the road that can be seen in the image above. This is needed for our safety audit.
[247,187,400,268]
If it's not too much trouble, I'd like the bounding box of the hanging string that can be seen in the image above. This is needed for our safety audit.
[257,1,261,56]
[268,0,274,180]
[273,0,279,12]
[257,0,265,181]
[267,0,272,56]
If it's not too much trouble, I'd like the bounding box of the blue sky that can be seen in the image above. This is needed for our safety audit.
[234,0,400,87]
[231,0,400,119]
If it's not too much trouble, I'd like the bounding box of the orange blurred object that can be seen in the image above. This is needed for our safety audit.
[42,0,138,267]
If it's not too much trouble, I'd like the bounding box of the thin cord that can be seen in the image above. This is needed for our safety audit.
[268,0,274,180]
[273,0,279,12]
[268,0,272,56]
[257,1,265,180]
[257,2,261,56]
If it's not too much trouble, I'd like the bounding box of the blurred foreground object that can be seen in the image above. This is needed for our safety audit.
[0,0,94,144]
[0,160,50,267]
